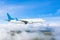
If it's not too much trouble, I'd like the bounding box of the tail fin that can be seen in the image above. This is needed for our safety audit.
[7,13,14,21]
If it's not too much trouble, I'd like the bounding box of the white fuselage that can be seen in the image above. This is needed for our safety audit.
[20,18,45,23]
[9,18,46,24]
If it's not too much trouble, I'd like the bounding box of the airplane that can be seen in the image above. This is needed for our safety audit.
[6,13,46,24]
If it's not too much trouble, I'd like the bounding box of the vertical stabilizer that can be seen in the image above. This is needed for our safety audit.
[7,13,14,21]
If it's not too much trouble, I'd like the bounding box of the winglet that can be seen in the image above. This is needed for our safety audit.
[15,18,18,21]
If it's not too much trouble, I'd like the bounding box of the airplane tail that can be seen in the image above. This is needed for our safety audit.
[7,13,14,21]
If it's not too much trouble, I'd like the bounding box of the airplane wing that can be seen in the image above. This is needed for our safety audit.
[19,20,29,24]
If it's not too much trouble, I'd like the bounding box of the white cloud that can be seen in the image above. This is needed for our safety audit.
[49,23,60,27]
[0,18,60,40]
[0,22,49,40]
[44,16,60,26]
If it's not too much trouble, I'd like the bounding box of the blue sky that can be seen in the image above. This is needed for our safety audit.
[0,0,60,20]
